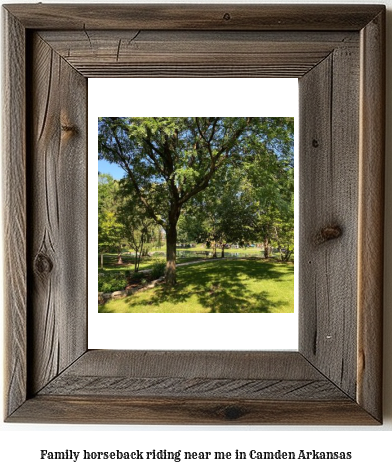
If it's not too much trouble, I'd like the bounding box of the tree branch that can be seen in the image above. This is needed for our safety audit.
[105,135,166,228]
[179,118,252,205]
[121,161,166,228]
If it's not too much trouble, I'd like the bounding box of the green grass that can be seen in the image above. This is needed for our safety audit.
[98,243,286,275]
[98,259,294,313]
[98,253,166,274]
[99,251,213,275]
[178,244,263,256]
[177,244,292,260]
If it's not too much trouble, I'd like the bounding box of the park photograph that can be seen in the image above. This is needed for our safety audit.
[98,117,294,314]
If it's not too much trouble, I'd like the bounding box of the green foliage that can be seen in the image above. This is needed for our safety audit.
[129,271,146,283]
[98,272,127,293]
[98,171,162,272]
[115,184,157,272]
[98,117,295,284]
[99,210,125,253]
[150,262,166,280]
[98,173,125,259]
[98,117,257,228]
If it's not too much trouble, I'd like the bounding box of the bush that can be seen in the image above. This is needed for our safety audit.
[128,271,146,284]
[98,272,127,293]
[124,270,131,285]
[150,262,166,280]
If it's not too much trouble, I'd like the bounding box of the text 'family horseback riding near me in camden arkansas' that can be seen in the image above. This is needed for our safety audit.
[39,448,352,462]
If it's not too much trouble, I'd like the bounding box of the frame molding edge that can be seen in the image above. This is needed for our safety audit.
[2,3,385,425]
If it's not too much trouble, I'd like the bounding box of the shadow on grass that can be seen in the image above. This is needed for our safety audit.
[99,259,293,313]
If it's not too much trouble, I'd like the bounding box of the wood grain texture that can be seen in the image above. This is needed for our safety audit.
[299,41,360,399]
[2,9,27,419]
[27,33,87,395]
[2,4,384,425]
[58,350,324,379]
[39,30,358,78]
[39,376,347,400]
[4,4,383,31]
[38,351,343,400]
[9,396,379,425]
[357,9,385,423]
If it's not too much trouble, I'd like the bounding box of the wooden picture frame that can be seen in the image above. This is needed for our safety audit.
[3,4,385,424]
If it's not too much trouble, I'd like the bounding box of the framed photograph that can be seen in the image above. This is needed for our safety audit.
[92,82,298,351]
[3,4,384,424]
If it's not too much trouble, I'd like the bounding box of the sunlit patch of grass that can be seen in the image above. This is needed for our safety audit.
[98,253,208,275]
[98,259,294,314]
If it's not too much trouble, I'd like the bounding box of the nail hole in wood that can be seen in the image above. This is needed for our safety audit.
[312,139,319,148]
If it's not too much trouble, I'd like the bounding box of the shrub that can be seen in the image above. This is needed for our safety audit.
[150,262,166,280]
[98,272,126,293]
[128,271,146,283]
[124,270,131,285]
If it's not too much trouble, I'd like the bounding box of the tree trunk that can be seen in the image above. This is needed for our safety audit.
[157,227,162,249]
[221,244,225,258]
[134,250,139,272]
[117,246,123,265]
[212,240,217,258]
[165,224,177,286]
[264,238,270,258]
[279,246,284,261]
[100,253,104,270]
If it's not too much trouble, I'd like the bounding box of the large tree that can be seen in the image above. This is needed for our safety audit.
[98,117,293,285]
[99,117,257,285]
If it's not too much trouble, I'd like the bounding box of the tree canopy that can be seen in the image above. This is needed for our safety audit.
[98,117,294,285]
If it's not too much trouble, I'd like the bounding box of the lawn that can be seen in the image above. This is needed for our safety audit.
[98,259,294,313]
[98,250,207,274]
[98,253,165,274]
[98,244,285,275]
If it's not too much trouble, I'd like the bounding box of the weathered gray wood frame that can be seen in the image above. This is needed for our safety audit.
[2,4,385,424]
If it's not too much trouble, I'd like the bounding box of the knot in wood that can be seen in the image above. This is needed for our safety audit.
[61,124,77,133]
[223,13,231,21]
[312,139,319,148]
[315,225,342,245]
[34,252,53,275]
[223,405,244,420]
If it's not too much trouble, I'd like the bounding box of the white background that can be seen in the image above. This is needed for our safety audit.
[89,78,299,351]
[1,1,392,473]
